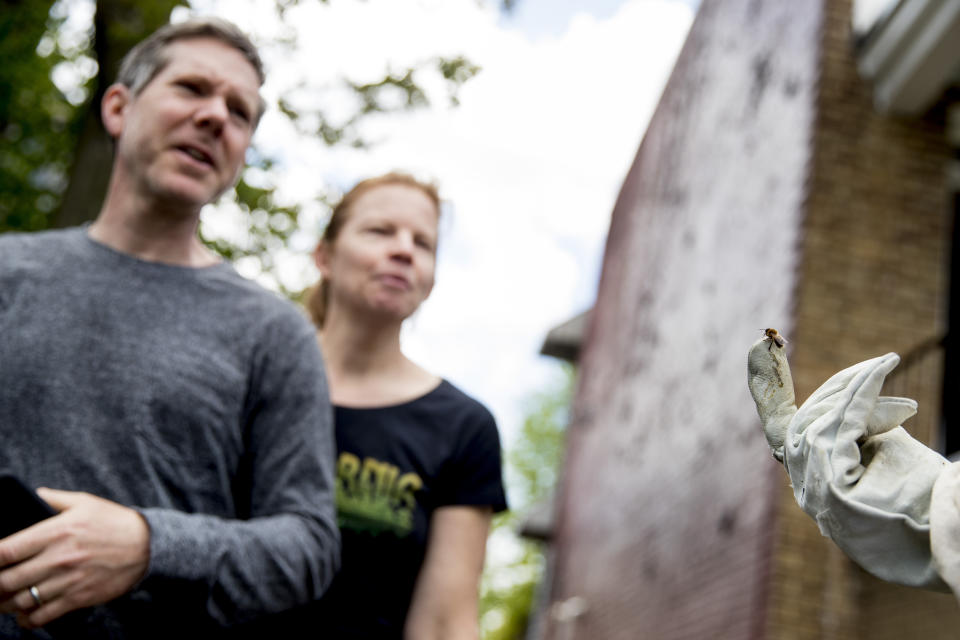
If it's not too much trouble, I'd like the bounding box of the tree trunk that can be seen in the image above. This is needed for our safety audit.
[52,0,181,227]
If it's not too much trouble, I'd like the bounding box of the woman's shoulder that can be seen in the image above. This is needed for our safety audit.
[416,379,496,427]
[428,378,478,404]
[339,378,493,422]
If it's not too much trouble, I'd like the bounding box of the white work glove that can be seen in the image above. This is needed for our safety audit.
[932,462,960,596]
[747,336,950,590]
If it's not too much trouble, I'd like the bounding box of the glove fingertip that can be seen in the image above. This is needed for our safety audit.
[865,396,918,436]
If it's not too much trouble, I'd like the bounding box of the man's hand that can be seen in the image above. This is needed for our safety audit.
[0,489,150,628]
[747,338,950,589]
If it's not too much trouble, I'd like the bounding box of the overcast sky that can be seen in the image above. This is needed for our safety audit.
[187,0,696,497]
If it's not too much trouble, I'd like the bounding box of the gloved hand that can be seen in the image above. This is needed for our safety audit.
[747,335,950,590]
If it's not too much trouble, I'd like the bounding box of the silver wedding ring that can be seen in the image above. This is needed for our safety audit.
[28,585,42,607]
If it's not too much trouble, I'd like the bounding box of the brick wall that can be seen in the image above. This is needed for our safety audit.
[541,0,960,637]
[781,0,959,636]
[542,0,822,637]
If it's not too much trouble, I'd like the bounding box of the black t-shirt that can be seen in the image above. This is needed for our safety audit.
[242,379,508,638]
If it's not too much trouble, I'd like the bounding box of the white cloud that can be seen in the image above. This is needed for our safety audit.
[196,0,694,449]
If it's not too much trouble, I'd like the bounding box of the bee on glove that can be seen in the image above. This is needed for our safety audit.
[764,328,787,351]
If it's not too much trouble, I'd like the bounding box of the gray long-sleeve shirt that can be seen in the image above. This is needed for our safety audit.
[0,228,339,638]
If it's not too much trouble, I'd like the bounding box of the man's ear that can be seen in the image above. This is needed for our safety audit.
[101,84,130,139]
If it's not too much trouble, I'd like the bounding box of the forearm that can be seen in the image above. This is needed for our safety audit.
[404,506,490,640]
[404,608,479,640]
[932,462,960,599]
[141,506,340,625]
[146,313,343,625]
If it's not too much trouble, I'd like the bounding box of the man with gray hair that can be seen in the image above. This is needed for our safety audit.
[0,17,339,637]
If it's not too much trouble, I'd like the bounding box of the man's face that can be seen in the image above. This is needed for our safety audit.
[109,37,261,209]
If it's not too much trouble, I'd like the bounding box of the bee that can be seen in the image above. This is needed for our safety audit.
[764,328,787,350]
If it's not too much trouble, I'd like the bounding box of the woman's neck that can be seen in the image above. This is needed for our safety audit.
[318,311,439,407]
[319,314,404,377]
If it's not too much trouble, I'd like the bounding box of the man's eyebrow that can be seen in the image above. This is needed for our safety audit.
[170,71,259,111]
[170,72,211,86]
[228,87,260,114]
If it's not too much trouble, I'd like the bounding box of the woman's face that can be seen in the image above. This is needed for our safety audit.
[316,183,439,323]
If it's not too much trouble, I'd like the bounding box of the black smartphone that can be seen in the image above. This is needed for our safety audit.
[0,474,57,539]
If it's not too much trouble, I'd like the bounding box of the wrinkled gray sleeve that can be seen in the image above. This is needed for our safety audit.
[0,230,340,631]
[138,318,339,625]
